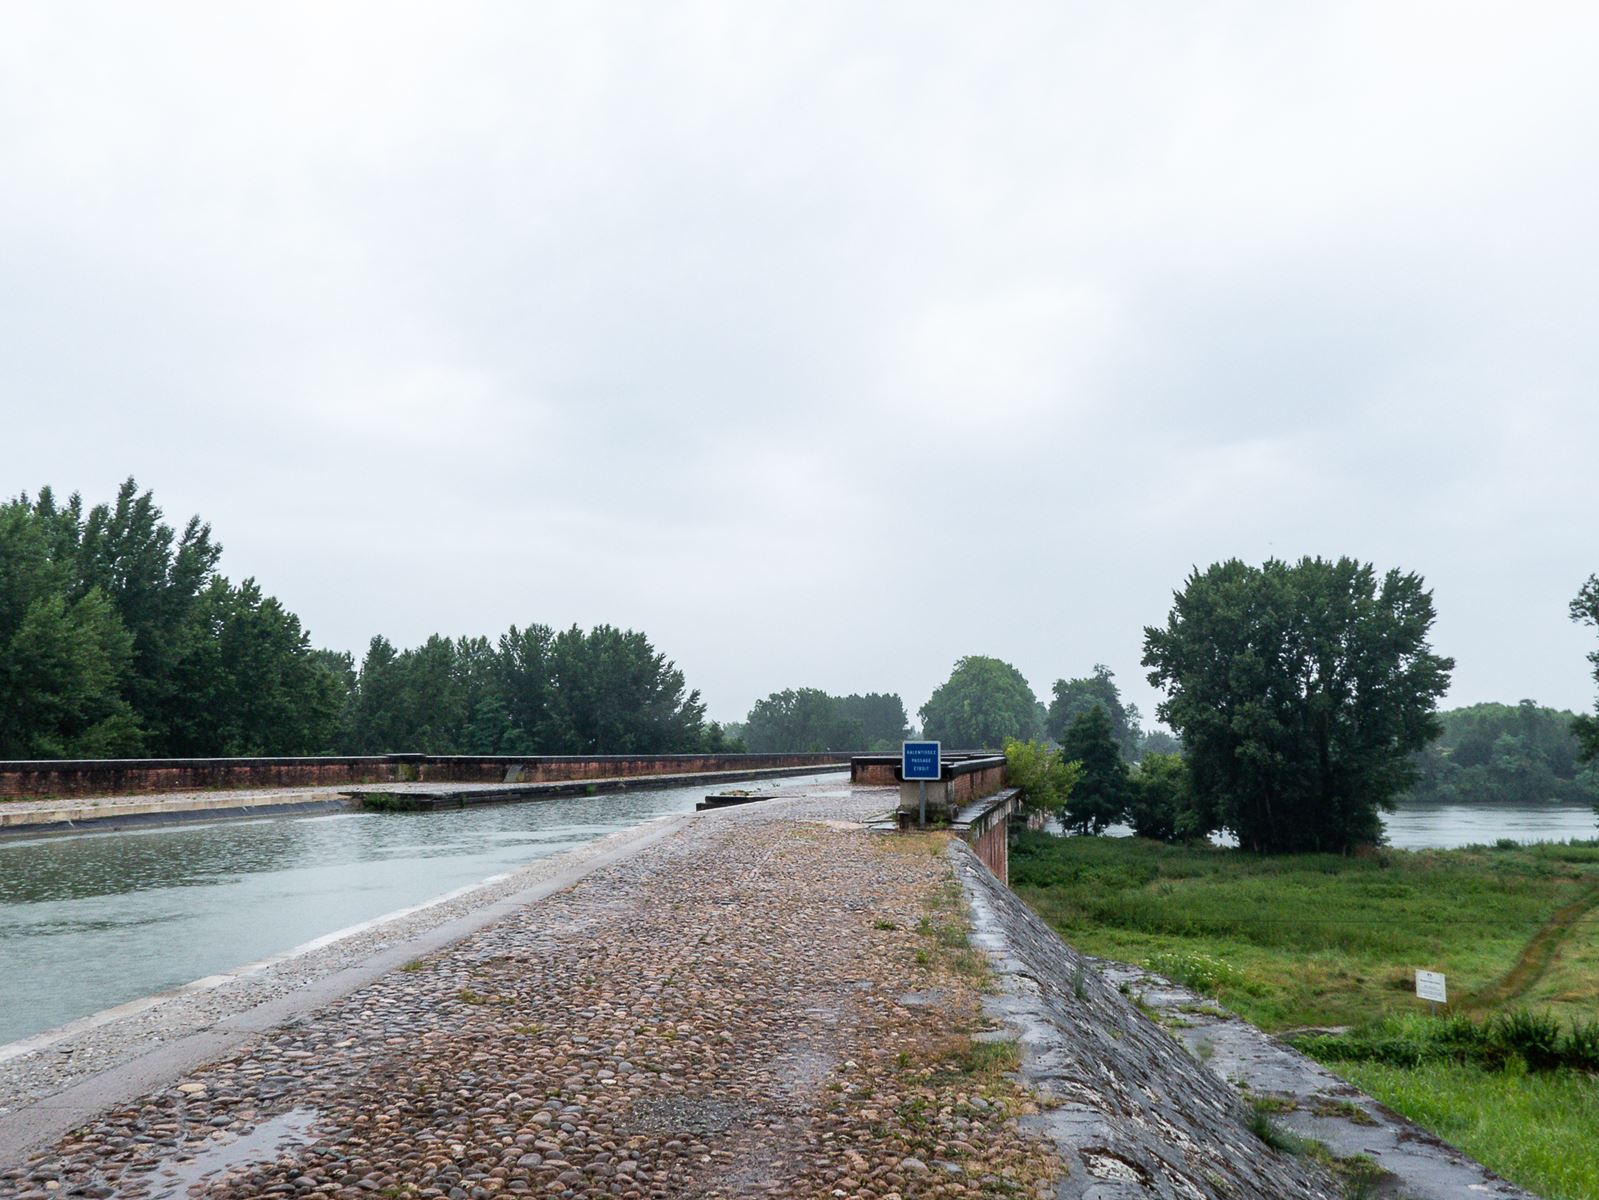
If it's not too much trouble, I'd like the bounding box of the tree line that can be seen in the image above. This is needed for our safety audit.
[986,558,1599,853]
[0,481,730,758]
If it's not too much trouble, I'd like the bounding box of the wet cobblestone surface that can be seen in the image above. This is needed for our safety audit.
[2,789,1066,1199]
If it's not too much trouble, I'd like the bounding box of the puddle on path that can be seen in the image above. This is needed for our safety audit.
[148,1108,319,1198]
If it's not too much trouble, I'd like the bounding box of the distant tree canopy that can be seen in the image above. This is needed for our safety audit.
[336,623,725,756]
[1573,575,1599,767]
[1144,557,1453,854]
[1407,701,1599,805]
[740,689,908,753]
[919,656,1042,749]
[1046,665,1143,760]
[0,480,340,757]
[0,481,731,760]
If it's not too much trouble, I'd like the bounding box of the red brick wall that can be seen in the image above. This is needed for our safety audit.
[0,753,846,799]
[851,762,899,785]
[967,816,1009,883]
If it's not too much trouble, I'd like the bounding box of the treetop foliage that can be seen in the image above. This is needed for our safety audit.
[1046,664,1143,760]
[919,655,1042,749]
[740,688,907,753]
[0,481,733,760]
[1143,556,1453,854]
[1,480,332,757]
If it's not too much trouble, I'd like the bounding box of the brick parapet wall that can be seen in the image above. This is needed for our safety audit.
[0,753,847,799]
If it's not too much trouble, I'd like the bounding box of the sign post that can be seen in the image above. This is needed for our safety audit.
[1415,969,1447,1016]
[901,741,941,828]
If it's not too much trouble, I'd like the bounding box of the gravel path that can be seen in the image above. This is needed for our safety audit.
[2,787,1066,1199]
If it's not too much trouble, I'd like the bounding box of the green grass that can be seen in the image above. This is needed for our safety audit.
[1336,1060,1599,1200]
[1011,831,1599,1199]
[1011,831,1599,1029]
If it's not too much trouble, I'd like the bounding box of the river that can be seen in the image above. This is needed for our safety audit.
[0,773,845,1048]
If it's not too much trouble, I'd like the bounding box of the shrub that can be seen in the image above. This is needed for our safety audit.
[1003,738,1082,817]
[1493,1009,1564,1072]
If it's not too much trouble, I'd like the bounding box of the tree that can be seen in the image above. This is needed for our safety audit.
[1046,665,1142,759]
[1127,752,1212,842]
[1002,737,1081,817]
[1573,576,1599,766]
[834,692,911,751]
[1059,705,1133,835]
[1138,728,1182,757]
[166,578,344,755]
[1143,557,1453,854]
[743,688,861,752]
[547,624,707,754]
[919,656,1042,749]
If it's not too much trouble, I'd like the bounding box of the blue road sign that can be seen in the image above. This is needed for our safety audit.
[902,740,942,781]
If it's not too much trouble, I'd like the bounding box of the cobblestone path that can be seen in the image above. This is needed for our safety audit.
[3,791,1063,1199]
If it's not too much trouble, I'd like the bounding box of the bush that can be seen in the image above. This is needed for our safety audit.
[1127,752,1214,842]
[1003,738,1081,817]
[1494,1009,1565,1072]
[1563,1018,1599,1072]
[1298,1010,1598,1075]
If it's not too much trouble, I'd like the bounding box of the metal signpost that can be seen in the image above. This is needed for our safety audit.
[1415,969,1447,1015]
[902,740,941,827]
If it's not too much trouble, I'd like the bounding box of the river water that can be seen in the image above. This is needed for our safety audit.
[0,774,844,1048]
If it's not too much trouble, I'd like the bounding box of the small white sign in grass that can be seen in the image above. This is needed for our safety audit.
[1415,969,1447,1005]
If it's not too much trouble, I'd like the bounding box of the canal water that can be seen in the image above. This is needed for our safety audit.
[0,773,844,1048]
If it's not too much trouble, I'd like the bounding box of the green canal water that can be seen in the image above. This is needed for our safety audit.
[0,773,847,1047]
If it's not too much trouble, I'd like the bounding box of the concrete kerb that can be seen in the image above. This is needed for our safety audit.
[0,810,696,1167]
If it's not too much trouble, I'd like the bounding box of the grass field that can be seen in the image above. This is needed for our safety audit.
[1010,831,1599,1200]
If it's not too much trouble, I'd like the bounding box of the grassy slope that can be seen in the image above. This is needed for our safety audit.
[1011,832,1599,1028]
[1011,832,1599,1200]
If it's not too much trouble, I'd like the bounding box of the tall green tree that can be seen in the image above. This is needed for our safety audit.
[834,692,911,751]
[547,624,707,754]
[1573,576,1599,766]
[1046,664,1142,759]
[919,656,1042,749]
[1143,557,1453,854]
[166,578,345,755]
[743,688,861,752]
[1059,705,1133,835]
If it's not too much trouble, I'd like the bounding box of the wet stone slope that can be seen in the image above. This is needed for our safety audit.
[954,846,1339,1200]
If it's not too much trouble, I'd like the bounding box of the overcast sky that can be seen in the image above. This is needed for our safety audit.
[4,3,1597,727]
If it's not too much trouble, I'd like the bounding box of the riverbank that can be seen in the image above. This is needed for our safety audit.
[1011,830,1599,1199]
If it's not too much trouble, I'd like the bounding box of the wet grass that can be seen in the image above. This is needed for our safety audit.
[1336,1060,1599,1200]
[1011,831,1599,1029]
[1012,831,1599,1200]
